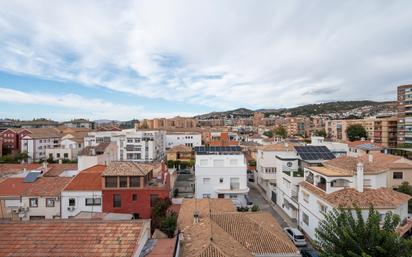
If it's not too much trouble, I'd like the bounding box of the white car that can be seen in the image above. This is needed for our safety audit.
[284,227,307,246]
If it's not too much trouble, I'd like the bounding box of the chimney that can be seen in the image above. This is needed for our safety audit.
[368,154,373,163]
[356,162,364,193]
[42,162,48,170]
[193,210,199,224]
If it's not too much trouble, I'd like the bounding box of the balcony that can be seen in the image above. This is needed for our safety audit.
[291,190,298,202]
[317,183,326,191]
[283,169,304,177]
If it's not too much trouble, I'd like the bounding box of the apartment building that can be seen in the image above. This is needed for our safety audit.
[373,116,397,147]
[140,116,197,129]
[77,142,118,171]
[204,131,239,146]
[299,157,411,240]
[194,146,249,206]
[165,132,201,149]
[61,119,96,129]
[397,84,412,145]
[101,162,170,219]
[21,128,63,162]
[0,128,31,155]
[45,131,88,161]
[253,112,265,127]
[61,165,105,219]
[84,129,166,162]
[285,117,311,137]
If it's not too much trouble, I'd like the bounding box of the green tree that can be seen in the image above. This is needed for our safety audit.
[313,129,327,137]
[316,206,412,257]
[346,124,367,141]
[274,126,287,138]
[263,130,274,138]
[160,212,177,238]
[397,182,412,212]
[251,204,260,212]
[166,160,175,168]
[151,198,172,232]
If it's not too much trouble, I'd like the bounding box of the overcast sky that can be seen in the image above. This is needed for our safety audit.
[0,0,411,120]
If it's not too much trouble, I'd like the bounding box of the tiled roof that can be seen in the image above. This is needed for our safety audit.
[259,143,295,152]
[43,163,78,177]
[0,164,41,177]
[0,178,33,197]
[300,181,411,209]
[0,177,72,197]
[79,142,111,156]
[64,165,105,191]
[167,144,192,153]
[103,161,155,176]
[178,199,299,257]
[346,140,383,149]
[22,128,63,139]
[0,220,148,257]
[323,153,412,175]
[146,239,176,257]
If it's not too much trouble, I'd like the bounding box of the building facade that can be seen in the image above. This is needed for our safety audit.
[397,84,412,145]
[165,132,201,149]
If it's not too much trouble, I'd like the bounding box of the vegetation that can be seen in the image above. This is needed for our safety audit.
[313,129,327,137]
[263,130,274,138]
[0,152,29,163]
[315,205,412,257]
[251,204,260,212]
[346,124,367,141]
[248,160,256,167]
[397,182,412,212]
[274,126,287,138]
[173,188,179,197]
[160,212,178,238]
[151,198,176,237]
[397,143,412,149]
[166,159,194,169]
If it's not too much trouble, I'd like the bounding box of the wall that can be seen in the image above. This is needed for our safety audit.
[21,196,61,220]
[165,133,201,149]
[61,191,102,219]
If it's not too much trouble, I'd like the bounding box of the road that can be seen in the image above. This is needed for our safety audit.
[247,184,316,252]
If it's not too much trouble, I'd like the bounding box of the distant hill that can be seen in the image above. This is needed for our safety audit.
[195,101,396,119]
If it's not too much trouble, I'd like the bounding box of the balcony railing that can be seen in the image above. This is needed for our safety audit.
[282,167,304,177]
[317,183,326,191]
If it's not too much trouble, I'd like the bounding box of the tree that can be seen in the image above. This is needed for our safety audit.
[251,204,260,212]
[151,198,172,232]
[263,130,274,138]
[346,124,367,141]
[397,182,412,212]
[313,129,327,137]
[316,205,412,257]
[160,213,177,238]
[274,126,287,138]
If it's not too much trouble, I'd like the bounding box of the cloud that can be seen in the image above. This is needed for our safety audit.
[0,0,411,111]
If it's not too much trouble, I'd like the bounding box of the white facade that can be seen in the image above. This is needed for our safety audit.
[78,143,118,171]
[256,149,278,200]
[195,153,249,206]
[61,191,102,219]
[84,129,165,162]
[46,135,84,161]
[20,196,62,220]
[165,132,201,149]
[21,136,61,162]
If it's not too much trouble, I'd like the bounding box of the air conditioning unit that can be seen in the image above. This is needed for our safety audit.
[67,206,75,212]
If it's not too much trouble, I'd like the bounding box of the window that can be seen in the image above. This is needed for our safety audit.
[85,198,101,206]
[150,194,159,207]
[113,194,121,208]
[105,177,117,188]
[46,198,55,207]
[319,202,328,214]
[230,178,240,190]
[130,176,140,187]
[302,192,309,203]
[393,172,403,179]
[203,178,211,184]
[119,177,128,187]
[29,198,38,207]
[56,153,60,158]
[69,198,76,206]
[63,153,68,158]
[219,178,224,183]
[302,212,309,225]
[132,194,137,201]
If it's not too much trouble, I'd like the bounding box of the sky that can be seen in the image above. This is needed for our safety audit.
[0,0,411,121]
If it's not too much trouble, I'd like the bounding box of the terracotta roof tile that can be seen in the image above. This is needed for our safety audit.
[64,165,105,191]
[43,163,78,177]
[0,220,148,257]
[103,161,155,176]
[0,177,72,197]
[167,144,192,153]
[259,143,295,152]
[300,181,411,209]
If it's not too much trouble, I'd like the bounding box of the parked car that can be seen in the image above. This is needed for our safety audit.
[284,227,307,246]
[300,249,319,257]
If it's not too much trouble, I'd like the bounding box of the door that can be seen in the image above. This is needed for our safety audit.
[218,194,224,198]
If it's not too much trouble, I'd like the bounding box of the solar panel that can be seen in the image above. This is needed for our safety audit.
[24,172,41,183]
[294,146,335,161]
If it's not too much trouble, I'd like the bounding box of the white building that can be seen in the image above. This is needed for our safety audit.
[61,165,104,219]
[299,160,411,240]
[194,146,249,206]
[84,129,166,162]
[77,142,118,171]
[165,132,201,149]
[45,133,86,161]
[21,128,62,162]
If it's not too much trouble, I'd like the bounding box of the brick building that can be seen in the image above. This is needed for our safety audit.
[101,162,170,219]
[0,128,31,155]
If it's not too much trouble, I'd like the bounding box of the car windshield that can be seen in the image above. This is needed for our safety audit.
[294,235,305,240]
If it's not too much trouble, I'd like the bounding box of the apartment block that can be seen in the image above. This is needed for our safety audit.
[397,84,412,145]
[140,116,197,129]
[165,132,201,149]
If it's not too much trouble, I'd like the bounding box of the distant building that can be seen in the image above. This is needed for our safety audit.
[166,145,193,162]
[20,128,63,162]
[0,128,31,155]
[61,119,96,129]
[140,116,197,129]
[17,119,59,129]
[45,131,88,161]
[204,131,239,146]
[194,146,249,206]
[397,84,412,145]
[253,112,265,127]
[165,132,201,149]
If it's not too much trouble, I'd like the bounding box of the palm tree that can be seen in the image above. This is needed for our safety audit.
[315,205,412,257]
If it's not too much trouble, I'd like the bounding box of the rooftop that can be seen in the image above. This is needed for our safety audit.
[0,220,149,257]
[64,165,106,191]
[167,144,193,153]
[0,177,72,197]
[79,142,112,156]
[22,128,63,139]
[178,199,299,257]
[259,143,296,152]
[103,161,155,176]
[300,181,411,209]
